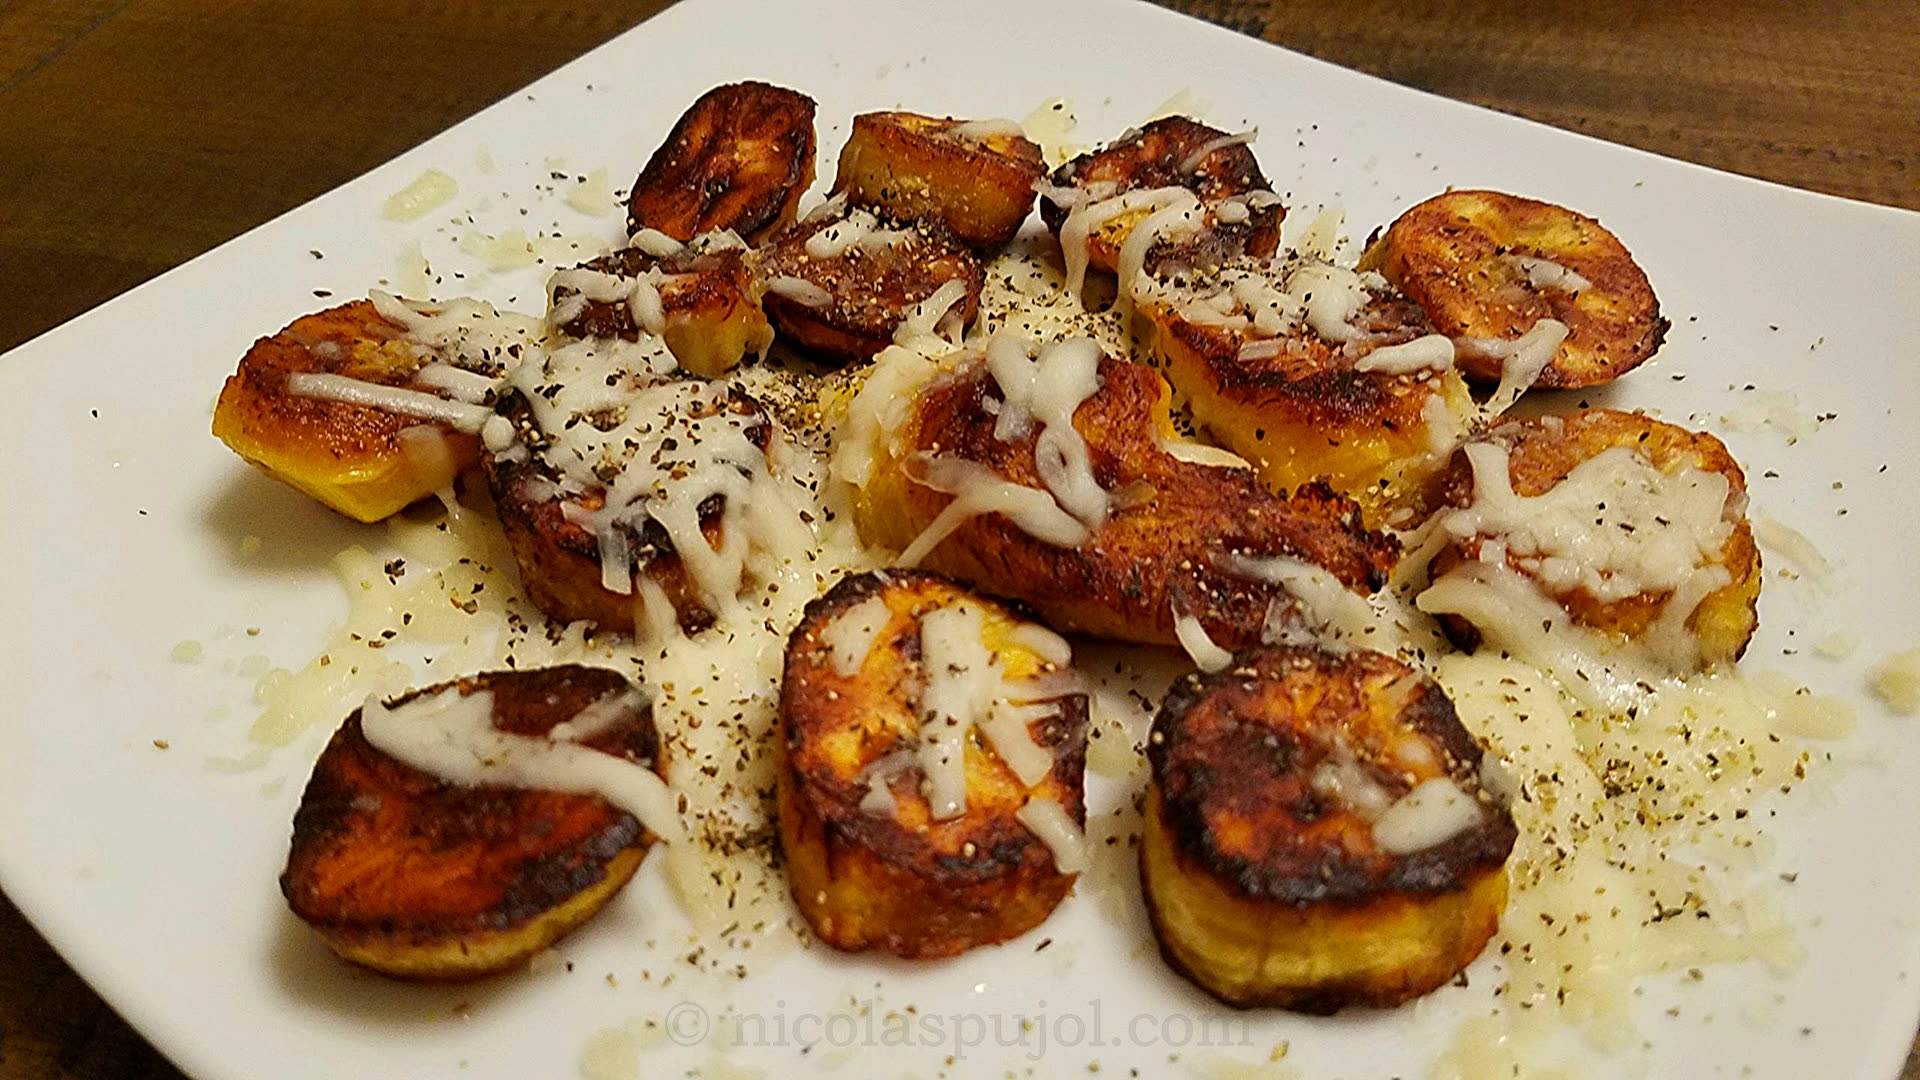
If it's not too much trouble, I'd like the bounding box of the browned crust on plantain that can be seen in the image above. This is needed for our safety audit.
[1361,189,1667,389]
[1416,408,1760,663]
[626,81,817,244]
[778,570,1085,957]
[861,353,1397,649]
[211,300,481,521]
[755,212,985,365]
[1040,116,1283,269]
[481,386,771,631]
[1142,645,1515,1011]
[281,665,660,979]
[1141,275,1472,521]
[1149,647,1510,901]
[553,244,772,377]
[832,111,1045,249]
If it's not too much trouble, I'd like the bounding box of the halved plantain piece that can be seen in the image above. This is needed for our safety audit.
[212,299,489,522]
[1039,116,1283,280]
[1143,644,1515,1012]
[484,355,777,636]
[755,207,985,365]
[1138,258,1474,524]
[832,111,1045,249]
[625,81,817,244]
[282,665,663,979]
[841,337,1398,650]
[1358,190,1666,389]
[1412,408,1759,671]
[779,570,1087,957]
[549,238,774,378]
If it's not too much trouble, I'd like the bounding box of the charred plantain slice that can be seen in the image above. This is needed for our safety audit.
[1358,190,1667,389]
[832,111,1045,249]
[778,570,1088,958]
[626,81,817,244]
[1412,409,1759,669]
[844,342,1398,650]
[282,665,662,979]
[484,368,773,635]
[212,299,482,522]
[1143,645,1515,1012]
[549,238,774,378]
[1138,259,1474,525]
[755,206,986,365]
[1039,116,1284,278]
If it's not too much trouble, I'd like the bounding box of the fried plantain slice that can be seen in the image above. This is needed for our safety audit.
[1039,116,1284,281]
[1143,645,1515,1012]
[626,81,817,244]
[212,299,494,522]
[484,349,777,636]
[1359,190,1667,389]
[755,206,985,365]
[832,111,1046,249]
[841,337,1398,650]
[282,665,663,979]
[1138,257,1474,524]
[779,570,1088,957]
[549,236,774,378]
[1412,409,1760,674]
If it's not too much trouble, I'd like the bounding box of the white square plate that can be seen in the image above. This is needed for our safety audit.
[2,0,1917,1077]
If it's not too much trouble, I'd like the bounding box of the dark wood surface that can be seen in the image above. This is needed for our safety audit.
[0,2,1914,1078]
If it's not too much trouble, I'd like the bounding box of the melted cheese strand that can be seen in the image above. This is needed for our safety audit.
[285,372,495,433]
[1443,442,1734,602]
[1015,796,1088,873]
[1371,776,1482,855]
[368,290,541,374]
[1177,128,1257,173]
[1225,552,1431,654]
[916,603,1005,819]
[1059,186,1195,300]
[1472,318,1569,416]
[1417,561,1666,713]
[985,333,1110,529]
[1354,333,1455,374]
[895,278,972,353]
[1172,610,1233,672]
[1114,190,1204,319]
[1286,261,1371,342]
[412,362,502,404]
[764,275,832,309]
[978,701,1059,786]
[1506,254,1592,294]
[820,594,892,677]
[898,455,1092,567]
[360,687,683,844]
[507,338,807,622]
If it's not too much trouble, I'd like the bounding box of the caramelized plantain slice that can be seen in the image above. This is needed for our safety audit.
[1359,190,1667,389]
[1412,409,1759,672]
[484,351,776,636]
[842,338,1398,650]
[282,665,663,979]
[832,111,1045,249]
[1138,257,1474,524]
[549,237,774,378]
[779,570,1087,957]
[1039,116,1283,280]
[755,206,985,365]
[626,81,817,244]
[1143,645,1515,1012]
[212,299,486,522]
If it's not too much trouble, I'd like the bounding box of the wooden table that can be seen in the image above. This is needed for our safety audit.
[0,1,1913,1077]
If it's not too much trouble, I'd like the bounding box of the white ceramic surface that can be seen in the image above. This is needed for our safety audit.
[2,0,1917,1077]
